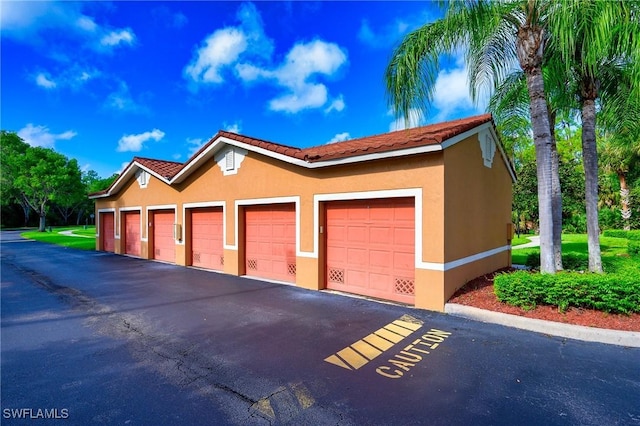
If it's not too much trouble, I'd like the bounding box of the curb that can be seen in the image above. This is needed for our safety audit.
[445,303,640,348]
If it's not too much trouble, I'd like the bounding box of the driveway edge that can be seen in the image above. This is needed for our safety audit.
[445,303,640,348]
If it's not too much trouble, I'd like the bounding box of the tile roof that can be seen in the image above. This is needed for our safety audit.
[90,113,498,198]
[215,113,493,163]
[133,156,184,179]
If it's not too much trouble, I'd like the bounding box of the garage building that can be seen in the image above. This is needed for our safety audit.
[90,114,514,312]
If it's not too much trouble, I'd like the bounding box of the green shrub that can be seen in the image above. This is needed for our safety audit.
[628,231,640,241]
[562,253,589,270]
[494,271,640,314]
[523,253,588,271]
[603,229,629,239]
[629,240,640,256]
[525,253,540,269]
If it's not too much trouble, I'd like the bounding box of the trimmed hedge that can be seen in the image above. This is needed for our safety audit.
[524,253,588,270]
[494,271,640,314]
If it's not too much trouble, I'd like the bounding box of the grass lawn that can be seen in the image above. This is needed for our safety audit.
[511,235,533,246]
[511,233,636,272]
[21,226,96,251]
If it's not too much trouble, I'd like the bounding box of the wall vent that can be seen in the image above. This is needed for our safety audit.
[328,268,345,284]
[394,278,415,295]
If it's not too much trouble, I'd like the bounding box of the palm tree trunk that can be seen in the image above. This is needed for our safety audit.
[549,111,563,270]
[525,70,555,273]
[581,96,603,273]
[517,24,556,274]
[618,172,631,231]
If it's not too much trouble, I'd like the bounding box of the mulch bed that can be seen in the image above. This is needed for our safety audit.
[449,269,640,332]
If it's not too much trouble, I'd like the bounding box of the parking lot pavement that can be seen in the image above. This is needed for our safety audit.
[2,238,639,425]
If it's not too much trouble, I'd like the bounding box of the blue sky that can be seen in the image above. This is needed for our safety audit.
[1,1,485,178]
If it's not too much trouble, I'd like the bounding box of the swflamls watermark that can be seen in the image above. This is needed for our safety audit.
[3,408,69,420]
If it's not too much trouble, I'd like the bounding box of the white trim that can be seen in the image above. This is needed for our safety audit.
[232,196,301,256]
[146,204,178,244]
[418,245,511,271]
[118,207,142,241]
[313,189,423,263]
[183,201,226,249]
[96,208,116,238]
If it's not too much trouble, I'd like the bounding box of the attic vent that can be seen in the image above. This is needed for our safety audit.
[479,130,496,168]
[225,149,235,171]
[136,170,149,188]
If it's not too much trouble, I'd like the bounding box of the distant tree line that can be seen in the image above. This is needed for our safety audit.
[1,131,118,231]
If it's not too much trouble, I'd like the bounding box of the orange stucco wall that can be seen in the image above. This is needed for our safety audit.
[95,129,512,312]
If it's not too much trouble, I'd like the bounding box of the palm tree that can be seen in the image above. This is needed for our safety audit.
[547,0,640,272]
[488,67,569,270]
[386,0,557,273]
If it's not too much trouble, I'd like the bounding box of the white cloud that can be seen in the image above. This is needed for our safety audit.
[100,29,135,47]
[430,54,487,122]
[17,124,77,148]
[325,95,345,113]
[244,39,348,114]
[184,3,272,86]
[186,137,206,156]
[185,28,247,84]
[117,162,131,174]
[35,73,57,89]
[76,15,97,32]
[389,108,425,131]
[105,81,146,114]
[358,12,433,49]
[327,132,351,144]
[185,3,345,113]
[0,2,136,54]
[224,122,242,133]
[117,129,165,152]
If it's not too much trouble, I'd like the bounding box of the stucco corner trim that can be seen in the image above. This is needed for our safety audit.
[418,245,511,272]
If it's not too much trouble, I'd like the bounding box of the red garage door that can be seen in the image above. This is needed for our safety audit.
[325,198,415,304]
[153,210,175,263]
[245,204,296,283]
[190,207,224,270]
[123,211,141,257]
[100,212,115,252]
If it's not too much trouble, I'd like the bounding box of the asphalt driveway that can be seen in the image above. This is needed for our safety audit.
[2,234,639,425]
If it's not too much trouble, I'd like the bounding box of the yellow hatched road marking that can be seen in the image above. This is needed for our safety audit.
[351,340,383,360]
[337,347,369,369]
[324,315,423,371]
[384,323,414,337]
[375,327,404,343]
[363,333,394,351]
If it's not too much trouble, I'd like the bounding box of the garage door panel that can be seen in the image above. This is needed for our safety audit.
[123,212,141,257]
[347,248,368,265]
[191,208,223,270]
[101,213,115,252]
[245,204,296,283]
[370,227,391,244]
[347,226,367,243]
[153,211,175,263]
[326,198,415,304]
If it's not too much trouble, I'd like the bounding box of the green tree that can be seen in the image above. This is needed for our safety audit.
[52,158,85,225]
[1,131,31,226]
[386,0,557,272]
[14,146,82,232]
[547,0,640,272]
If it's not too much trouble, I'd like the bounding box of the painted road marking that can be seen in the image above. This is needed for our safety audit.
[324,315,423,371]
[376,329,452,379]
